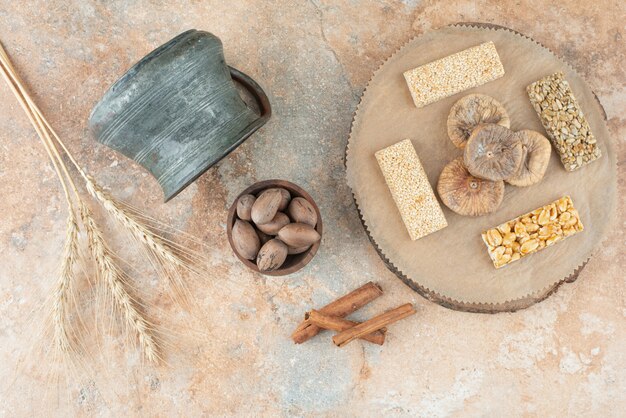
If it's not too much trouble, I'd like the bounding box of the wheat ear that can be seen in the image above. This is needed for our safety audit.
[85,177,195,301]
[79,203,159,363]
[2,42,203,289]
[51,213,80,353]
[1,42,163,363]
[85,178,184,267]
[0,40,207,363]
[0,47,87,356]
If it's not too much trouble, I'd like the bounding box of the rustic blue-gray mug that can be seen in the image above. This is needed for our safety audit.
[89,29,271,201]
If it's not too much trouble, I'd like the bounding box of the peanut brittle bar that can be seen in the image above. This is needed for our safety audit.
[482,196,584,269]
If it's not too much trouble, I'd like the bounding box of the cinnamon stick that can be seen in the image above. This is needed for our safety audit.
[332,303,416,347]
[291,281,383,344]
[306,310,386,345]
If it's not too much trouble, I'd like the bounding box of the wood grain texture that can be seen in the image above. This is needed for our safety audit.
[345,23,617,311]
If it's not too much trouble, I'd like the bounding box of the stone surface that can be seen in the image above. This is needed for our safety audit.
[0,0,624,416]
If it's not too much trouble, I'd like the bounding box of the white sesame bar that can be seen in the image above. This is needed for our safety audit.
[403,41,505,108]
[527,72,601,171]
[375,139,447,240]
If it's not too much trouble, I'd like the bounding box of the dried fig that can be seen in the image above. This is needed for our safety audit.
[278,223,321,247]
[256,212,291,235]
[437,157,504,216]
[251,188,283,225]
[287,197,317,227]
[464,124,523,181]
[447,94,510,148]
[236,194,256,221]
[256,239,288,272]
[231,219,260,260]
[506,130,552,187]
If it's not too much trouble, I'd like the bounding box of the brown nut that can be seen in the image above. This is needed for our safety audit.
[256,212,291,235]
[506,130,552,187]
[287,245,311,255]
[437,157,504,216]
[231,220,260,260]
[236,194,256,221]
[276,188,291,211]
[277,223,321,247]
[287,197,317,227]
[447,94,510,148]
[256,229,272,246]
[464,124,523,181]
[251,188,283,225]
[256,239,288,272]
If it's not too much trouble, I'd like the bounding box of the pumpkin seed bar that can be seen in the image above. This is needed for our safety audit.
[482,196,584,269]
[375,139,447,240]
[403,41,505,108]
[527,72,601,171]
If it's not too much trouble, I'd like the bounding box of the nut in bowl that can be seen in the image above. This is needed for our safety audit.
[227,180,322,276]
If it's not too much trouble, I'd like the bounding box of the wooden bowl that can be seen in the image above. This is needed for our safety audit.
[227,179,323,276]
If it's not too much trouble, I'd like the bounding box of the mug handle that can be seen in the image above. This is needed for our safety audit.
[228,66,272,123]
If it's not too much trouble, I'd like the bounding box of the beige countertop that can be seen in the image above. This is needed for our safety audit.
[0,1,624,416]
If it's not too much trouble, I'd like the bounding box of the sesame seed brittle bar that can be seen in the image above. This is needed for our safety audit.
[375,139,447,241]
[403,41,505,109]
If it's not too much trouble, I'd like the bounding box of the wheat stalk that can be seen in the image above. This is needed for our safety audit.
[51,213,80,353]
[87,178,183,268]
[84,177,192,301]
[17,55,197,304]
[0,46,86,357]
[80,203,159,363]
[0,43,160,361]
[0,39,213,364]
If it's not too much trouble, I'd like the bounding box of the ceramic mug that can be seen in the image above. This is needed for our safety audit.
[89,29,271,201]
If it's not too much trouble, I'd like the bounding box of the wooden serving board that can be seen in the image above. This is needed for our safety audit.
[345,23,617,313]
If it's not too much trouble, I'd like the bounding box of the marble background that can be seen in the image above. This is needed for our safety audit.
[0,1,623,416]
